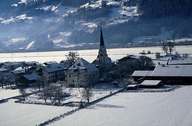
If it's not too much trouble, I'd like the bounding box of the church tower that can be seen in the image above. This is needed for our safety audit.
[93,27,112,66]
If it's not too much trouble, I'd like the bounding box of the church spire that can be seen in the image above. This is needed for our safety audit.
[100,27,105,46]
[93,26,112,69]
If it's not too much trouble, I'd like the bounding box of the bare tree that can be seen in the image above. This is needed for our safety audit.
[162,40,175,55]
[40,84,66,105]
[81,87,93,103]
[19,88,27,101]
[40,87,49,103]
[167,41,175,55]
[66,52,79,64]
[162,41,168,55]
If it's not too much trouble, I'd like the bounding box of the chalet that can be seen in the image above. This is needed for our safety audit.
[132,64,192,85]
[65,58,99,87]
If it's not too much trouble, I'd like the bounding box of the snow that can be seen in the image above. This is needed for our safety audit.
[169,57,192,65]
[10,37,26,44]
[68,58,97,72]
[18,0,28,4]
[44,63,65,73]
[51,86,192,126]
[141,80,161,86]
[132,70,152,77]
[25,41,35,50]
[133,64,192,77]
[151,65,192,77]
[0,14,33,24]
[0,100,76,126]
[0,89,20,100]
[36,5,58,12]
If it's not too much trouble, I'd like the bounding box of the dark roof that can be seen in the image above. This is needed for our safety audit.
[100,27,105,46]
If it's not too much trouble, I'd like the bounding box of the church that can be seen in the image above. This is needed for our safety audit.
[93,27,112,79]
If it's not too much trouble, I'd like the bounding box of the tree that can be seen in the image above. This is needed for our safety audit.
[81,86,93,103]
[40,87,49,103]
[167,42,175,55]
[66,52,79,64]
[36,66,45,90]
[161,41,175,55]
[19,88,27,101]
[40,84,67,105]
[138,0,192,18]
[162,41,168,55]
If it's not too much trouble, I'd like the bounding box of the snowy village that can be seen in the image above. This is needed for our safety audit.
[1,27,192,126]
[1,0,192,126]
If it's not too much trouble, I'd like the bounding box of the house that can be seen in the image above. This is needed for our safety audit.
[0,67,15,87]
[132,64,192,84]
[13,64,35,86]
[19,72,40,87]
[42,62,66,83]
[65,58,99,87]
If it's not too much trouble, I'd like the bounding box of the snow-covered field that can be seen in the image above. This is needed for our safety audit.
[51,86,192,126]
[0,89,20,100]
[0,99,76,126]
[24,87,119,105]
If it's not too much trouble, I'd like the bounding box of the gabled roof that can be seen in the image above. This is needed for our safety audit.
[43,63,65,73]
[23,72,39,81]
[13,66,32,74]
[69,58,98,72]
[132,65,192,77]
[151,65,192,77]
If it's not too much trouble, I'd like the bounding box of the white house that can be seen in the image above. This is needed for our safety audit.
[65,58,99,87]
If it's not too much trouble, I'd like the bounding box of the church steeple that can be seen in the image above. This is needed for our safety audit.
[93,26,112,66]
[100,27,104,46]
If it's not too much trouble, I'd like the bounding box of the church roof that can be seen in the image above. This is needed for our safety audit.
[100,27,105,46]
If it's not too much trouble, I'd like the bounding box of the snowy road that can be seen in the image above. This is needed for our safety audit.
[51,86,192,126]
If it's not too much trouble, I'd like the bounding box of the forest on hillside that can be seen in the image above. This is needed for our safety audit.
[136,0,192,17]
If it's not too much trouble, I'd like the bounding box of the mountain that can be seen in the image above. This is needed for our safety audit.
[0,0,192,52]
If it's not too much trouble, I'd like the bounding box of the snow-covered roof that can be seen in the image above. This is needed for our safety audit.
[169,57,192,65]
[69,58,97,72]
[151,65,192,77]
[140,80,161,86]
[13,66,32,74]
[132,71,152,77]
[0,68,8,72]
[133,65,192,77]
[44,63,65,73]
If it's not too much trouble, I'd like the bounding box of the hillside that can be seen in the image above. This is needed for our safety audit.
[0,0,192,52]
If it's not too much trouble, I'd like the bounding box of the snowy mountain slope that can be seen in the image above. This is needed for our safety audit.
[0,0,192,52]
